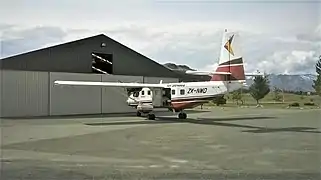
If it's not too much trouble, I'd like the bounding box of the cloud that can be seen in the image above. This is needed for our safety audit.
[256,50,319,74]
[1,25,68,58]
[200,63,219,72]
[296,33,321,43]
[296,25,321,43]
[0,23,319,74]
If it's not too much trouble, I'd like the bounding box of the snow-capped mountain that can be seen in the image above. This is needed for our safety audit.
[163,63,317,92]
[163,63,195,71]
[245,74,317,92]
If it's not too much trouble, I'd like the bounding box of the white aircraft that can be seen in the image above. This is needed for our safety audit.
[54,29,260,120]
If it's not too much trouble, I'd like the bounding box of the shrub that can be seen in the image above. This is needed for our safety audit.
[212,96,227,106]
[304,102,315,106]
[289,102,300,107]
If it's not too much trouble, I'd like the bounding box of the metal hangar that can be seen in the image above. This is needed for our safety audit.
[0,34,193,118]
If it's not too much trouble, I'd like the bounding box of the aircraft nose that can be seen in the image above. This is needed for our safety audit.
[126,98,135,105]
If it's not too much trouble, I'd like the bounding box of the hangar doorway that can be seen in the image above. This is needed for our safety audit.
[91,52,113,74]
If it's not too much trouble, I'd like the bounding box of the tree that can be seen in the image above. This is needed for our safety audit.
[211,95,226,106]
[272,86,282,102]
[232,89,243,105]
[249,74,270,104]
[312,55,321,96]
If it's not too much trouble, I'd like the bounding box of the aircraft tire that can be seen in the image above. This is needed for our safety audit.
[183,113,187,119]
[136,111,141,117]
[148,114,155,120]
[178,112,187,119]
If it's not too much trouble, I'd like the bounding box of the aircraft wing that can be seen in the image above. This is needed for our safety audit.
[54,80,167,88]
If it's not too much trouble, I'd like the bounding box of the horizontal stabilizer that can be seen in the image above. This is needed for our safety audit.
[186,70,264,78]
[242,82,248,87]
[54,80,166,88]
[185,70,232,76]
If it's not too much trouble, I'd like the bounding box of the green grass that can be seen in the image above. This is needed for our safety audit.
[205,92,321,109]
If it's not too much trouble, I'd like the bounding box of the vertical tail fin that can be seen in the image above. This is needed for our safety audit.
[211,29,245,82]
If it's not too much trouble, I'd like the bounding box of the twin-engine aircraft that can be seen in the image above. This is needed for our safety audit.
[54,29,260,120]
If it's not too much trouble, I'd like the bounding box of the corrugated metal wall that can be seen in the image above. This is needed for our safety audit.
[143,76,179,83]
[0,70,3,117]
[102,75,144,113]
[0,70,179,118]
[49,72,102,116]
[0,70,49,117]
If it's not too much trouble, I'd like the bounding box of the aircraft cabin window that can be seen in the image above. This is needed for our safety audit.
[180,89,185,95]
[171,89,175,95]
[148,90,151,95]
[141,90,144,95]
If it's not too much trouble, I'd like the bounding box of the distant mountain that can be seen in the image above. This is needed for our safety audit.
[163,63,195,71]
[246,74,317,92]
[162,63,210,82]
[162,63,317,92]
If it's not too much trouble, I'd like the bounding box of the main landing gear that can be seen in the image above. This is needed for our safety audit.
[178,112,187,119]
[136,110,186,120]
[169,108,187,119]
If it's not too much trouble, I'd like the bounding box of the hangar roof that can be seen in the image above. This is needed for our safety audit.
[0,34,180,78]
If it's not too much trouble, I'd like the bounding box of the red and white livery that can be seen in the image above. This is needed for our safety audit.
[54,29,254,120]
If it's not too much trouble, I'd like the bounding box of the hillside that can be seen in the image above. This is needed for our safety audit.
[245,74,316,92]
[163,63,195,71]
[162,63,317,92]
[207,92,321,109]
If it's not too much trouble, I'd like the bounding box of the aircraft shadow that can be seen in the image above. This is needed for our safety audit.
[85,116,321,134]
[243,127,321,134]
[2,109,209,120]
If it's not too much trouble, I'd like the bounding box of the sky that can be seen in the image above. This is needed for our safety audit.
[1,0,320,74]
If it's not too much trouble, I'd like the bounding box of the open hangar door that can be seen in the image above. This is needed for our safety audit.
[91,52,113,74]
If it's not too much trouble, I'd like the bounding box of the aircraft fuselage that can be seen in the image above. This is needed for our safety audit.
[127,80,243,111]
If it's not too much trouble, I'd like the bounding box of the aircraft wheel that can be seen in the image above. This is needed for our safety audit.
[148,114,155,120]
[183,113,187,119]
[178,112,187,119]
[136,111,141,117]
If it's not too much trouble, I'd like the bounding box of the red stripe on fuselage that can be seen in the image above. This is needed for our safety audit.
[171,101,205,110]
[170,95,218,110]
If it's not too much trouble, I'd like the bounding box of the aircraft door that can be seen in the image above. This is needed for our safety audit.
[162,88,171,106]
[152,88,162,107]
[152,88,171,107]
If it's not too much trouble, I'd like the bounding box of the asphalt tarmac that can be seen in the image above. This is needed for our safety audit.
[1,107,320,180]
